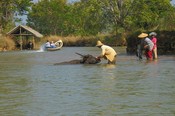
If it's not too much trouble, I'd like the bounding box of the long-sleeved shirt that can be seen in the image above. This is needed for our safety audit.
[141,37,154,51]
[100,45,117,62]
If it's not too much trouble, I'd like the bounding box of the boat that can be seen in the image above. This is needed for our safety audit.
[46,40,63,51]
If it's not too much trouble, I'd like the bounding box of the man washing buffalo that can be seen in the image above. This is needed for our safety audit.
[54,40,117,65]
[96,40,117,64]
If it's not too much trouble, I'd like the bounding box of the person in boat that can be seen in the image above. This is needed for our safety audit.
[50,41,56,48]
[96,40,117,64]
[138,33,154,60]
[45,40,51,48]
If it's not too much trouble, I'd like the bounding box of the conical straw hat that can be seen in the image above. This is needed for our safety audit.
[96,41,103,46]
[138,33,148,38]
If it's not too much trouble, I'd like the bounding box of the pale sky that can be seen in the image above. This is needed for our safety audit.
[171,0,175,5]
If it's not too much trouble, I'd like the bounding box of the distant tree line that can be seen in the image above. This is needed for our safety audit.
[27,0,175,36]
[0,0,175,36]
[0,0,31,33]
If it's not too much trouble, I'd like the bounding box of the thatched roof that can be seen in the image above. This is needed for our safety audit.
[7,25,43,38]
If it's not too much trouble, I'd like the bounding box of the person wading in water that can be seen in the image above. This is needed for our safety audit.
[138,33,154,60]
[96,40,117,64]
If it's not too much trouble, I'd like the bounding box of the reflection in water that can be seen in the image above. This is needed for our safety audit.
[101,64,116,69]
[0,47,175,116]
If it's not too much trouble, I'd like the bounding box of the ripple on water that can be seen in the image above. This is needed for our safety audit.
[0,47,175,116]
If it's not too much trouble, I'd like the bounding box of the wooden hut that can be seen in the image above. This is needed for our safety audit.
[7,25,43,50]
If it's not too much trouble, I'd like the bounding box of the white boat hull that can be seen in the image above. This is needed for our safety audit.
[46,40,63,51]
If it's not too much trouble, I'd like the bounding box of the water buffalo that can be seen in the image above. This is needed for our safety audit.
[54,53,101,65]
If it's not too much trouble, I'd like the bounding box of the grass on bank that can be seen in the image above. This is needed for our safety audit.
[0,35,15,51]
[0,34,126,51]
[42,34,126,47]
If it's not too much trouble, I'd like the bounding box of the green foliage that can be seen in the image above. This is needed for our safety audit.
[27,0,73,35]
[1,0,175,38]
[72,0,105,35]
[0,0,32,33]
[98,0,175,34]
[27,0,104,36]
[131,0,174,31]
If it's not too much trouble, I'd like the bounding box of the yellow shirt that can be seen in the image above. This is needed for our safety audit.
[101,45,117,62]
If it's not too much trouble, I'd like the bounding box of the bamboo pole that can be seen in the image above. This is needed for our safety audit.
[20,26,23,50]
[32,36,35,49]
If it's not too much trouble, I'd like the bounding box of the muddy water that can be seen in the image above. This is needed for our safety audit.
[0,47,175,116]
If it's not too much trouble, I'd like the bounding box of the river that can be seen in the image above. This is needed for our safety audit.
[0,47,175,116]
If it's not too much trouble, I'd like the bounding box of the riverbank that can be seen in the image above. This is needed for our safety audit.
[0,35,15,51]
[43,34,126,47]
[1,31,175,55]
[0,34,126,51]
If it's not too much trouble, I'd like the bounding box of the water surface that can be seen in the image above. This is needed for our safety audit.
[0,47,175,116]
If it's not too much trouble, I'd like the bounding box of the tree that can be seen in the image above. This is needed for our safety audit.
[27,0,104,36]
[27,0,175,36]
[27,0,71,35]
[131,0,174,31]
[70,0,104,35]
[98,0,136,34]
[0,0,31,33]
[99,0,175,34]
